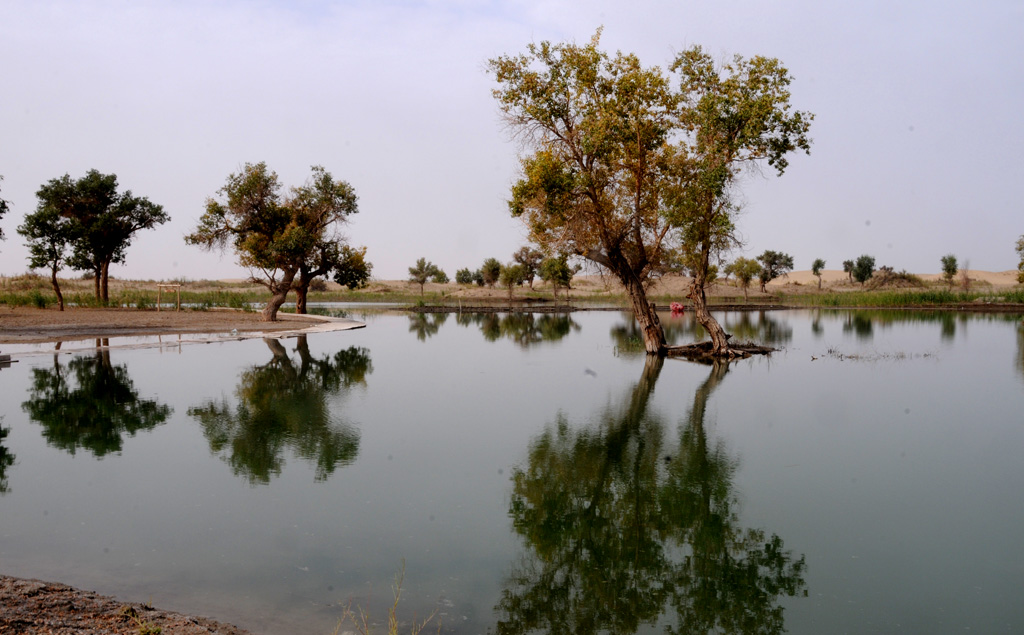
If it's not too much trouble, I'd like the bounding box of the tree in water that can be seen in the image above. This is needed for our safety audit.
[32,170,168,304]
[186,163,359,321]
[21,351,172,457]
[496,357,806,634]
[188,336,370,484]
[490,32,812,356]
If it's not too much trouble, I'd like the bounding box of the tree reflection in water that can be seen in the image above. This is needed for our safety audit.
[21,350,172,457]
[0,424,13,494]
[188,336,371,484]
[408,312,450,341]
[497,357,806,634]
[456,312,581,348]
[1017,322,1024,379]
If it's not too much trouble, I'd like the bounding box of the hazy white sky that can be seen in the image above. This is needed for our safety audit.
[1,0,1022,281]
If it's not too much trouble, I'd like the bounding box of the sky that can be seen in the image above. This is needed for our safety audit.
[1,0,1022,282]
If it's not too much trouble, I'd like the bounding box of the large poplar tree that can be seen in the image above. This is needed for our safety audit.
[33,170,168,303]
[186,163,358,321]
[490,31,812,357]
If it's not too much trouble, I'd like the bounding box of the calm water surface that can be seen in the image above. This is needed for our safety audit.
[1,308,1022,634]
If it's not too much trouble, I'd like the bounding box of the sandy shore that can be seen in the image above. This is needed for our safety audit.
[0,575,255,634]
[0,307,363,350]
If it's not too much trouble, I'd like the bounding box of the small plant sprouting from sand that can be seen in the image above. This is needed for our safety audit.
[334,561,440,635]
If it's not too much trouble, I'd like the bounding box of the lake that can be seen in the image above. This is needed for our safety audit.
[1,308,1023,634]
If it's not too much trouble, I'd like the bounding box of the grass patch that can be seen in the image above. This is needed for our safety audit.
[335,561,439,635]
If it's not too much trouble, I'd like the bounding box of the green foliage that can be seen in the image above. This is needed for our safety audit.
[513,246,543,288]
[21,351,172,457]
[408,257,442,295]
[431,269,449,284]
[29,289,49,308]
[940,254,958,288]
[499,263,527,299]
[455,268,476,285]
[0,426,14,494]
[489,31,811,355]
[842,259,855,283]
[852,254,876,284]
[725,257,762,299]
[187,163,359,319]
[756,250,794,290]
[811,258,826,289]
[188,338,369,484]
[332,245,373,290]
[1016,236,1024,283]
[539,254,575,300]
[480,257,501,287]
[35,170,168,303]
[498,359,806,634]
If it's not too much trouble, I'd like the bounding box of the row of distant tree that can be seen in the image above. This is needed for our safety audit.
[0,163,371,320]
[409,247,578,300]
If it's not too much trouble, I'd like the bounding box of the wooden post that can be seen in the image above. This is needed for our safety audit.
[157,284,181,311]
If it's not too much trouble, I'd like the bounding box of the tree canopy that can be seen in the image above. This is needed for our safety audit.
[408,257,444,295]
[186,163,358,321]
[17,204,75,310]
[34,170,168,303]
[852,254,875,284]
[481,257,502,287]
[490,31,812,356]
[756,250,794,292]
[725,257,761,301]
[811,258,825,289]
[539,254,576,301]
[940,254,958,289]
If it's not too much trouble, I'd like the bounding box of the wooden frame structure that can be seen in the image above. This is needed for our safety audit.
[157,284,181,311]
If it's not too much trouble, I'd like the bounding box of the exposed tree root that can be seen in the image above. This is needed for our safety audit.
[664,340,776,361]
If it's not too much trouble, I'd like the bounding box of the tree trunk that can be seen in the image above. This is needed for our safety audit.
[262,268,297,322]
[621,272,665,355]
[293,280,309,315]
[689,274,730,356]
[100,261,110,305]
[93,270,101,303]
[50,266,64,311]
